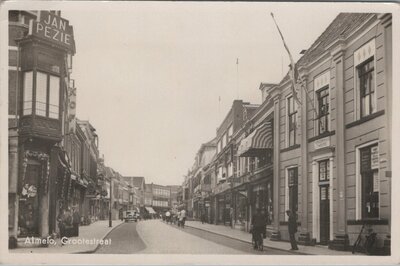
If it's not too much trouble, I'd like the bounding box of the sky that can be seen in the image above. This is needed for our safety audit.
[60,2,339,186]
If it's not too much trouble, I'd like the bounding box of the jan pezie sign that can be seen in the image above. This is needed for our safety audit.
[29,11,75,53]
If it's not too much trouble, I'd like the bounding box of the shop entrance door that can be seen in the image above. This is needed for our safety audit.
[18,164,41,237]
[319,185,330,244]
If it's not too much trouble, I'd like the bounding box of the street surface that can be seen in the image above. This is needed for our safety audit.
[95,219,293,254]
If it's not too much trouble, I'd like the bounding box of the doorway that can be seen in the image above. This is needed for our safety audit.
[319,184,330,244]
[18,163,41,237]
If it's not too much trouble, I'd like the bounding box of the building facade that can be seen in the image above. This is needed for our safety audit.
[180,13,392,253]
[8,10,76,244]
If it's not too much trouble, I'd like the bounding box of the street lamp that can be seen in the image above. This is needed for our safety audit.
[109,177,112,227]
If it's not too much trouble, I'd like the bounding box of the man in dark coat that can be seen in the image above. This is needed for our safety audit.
[72,207,81,237]
[287,210,298,250]
[251,209,267,248]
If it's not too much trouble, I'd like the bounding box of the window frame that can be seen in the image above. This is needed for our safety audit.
[357,57,376,118]
[359,144,380,219]
[21,70,61,120]
[355,141,380,220]
[316,86,330,135]
[286,95,297,147]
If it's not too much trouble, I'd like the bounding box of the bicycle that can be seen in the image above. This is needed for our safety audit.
[352,223,377,255]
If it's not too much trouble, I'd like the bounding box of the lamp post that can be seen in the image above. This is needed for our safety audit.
[109,177,112,227]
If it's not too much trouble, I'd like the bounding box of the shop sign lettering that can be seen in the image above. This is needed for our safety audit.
[29,11,75,53]
[371,146,379,169]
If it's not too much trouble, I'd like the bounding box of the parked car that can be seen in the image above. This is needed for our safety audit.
[124,210,137,222]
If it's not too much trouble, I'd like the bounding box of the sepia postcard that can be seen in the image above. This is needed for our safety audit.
[0,1,399,265]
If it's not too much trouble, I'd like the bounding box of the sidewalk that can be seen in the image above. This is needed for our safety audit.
[185,221,359,255]
[10,220,124,254]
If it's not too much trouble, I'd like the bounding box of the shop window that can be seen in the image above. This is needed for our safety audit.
[358,58,376,118]
[360,144,379,219]
[287,96,297,147]
[316,86,329,135]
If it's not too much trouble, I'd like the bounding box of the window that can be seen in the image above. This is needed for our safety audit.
[360,144,379,219]
[316,87,329,135]
[227,162,233,177]
[217,140,221,154]
[249,157,256,172]
[23,71,60,119]
[228,125,233,141]
[23,72,33,115]
[318,160,330,181]
[222,133,226,149]
[287,96,297,146]
[358,58,376,118]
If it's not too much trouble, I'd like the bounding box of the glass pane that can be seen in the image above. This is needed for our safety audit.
[36,72,47,116]
[23,72,33,115]
[49,75,60,119]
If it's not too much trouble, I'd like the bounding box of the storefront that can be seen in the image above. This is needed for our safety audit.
[232,185,248,231]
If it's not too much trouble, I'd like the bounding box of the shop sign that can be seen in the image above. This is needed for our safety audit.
[371,146,379,169]
[373,172,380,192]
[314,137,330,150]
[29,11,75,53]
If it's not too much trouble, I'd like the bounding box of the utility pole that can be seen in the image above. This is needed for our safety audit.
[109,176,112,227]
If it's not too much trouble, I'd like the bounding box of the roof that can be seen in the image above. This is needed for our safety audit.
[297,13,374,67]
[125,176,145,188]
[278,13,375,86]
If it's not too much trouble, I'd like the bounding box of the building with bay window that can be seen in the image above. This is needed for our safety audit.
[8,10,76,246]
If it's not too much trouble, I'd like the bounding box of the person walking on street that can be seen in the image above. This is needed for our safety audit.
[180,209,186,228]
[287,210,299,250]
[251,208,267,250]
[57,209,66,245]
[165,210,171,223]
[72,207,80,237]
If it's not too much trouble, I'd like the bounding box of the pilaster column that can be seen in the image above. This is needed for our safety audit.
[300,73,309,233]
[273,95,280,231]
[333,48,346,235]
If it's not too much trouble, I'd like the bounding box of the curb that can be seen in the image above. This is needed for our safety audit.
[73,221,125,254]
[184,224,309,255]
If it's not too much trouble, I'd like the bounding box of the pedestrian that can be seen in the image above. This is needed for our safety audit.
[201,212,206,224]
[251,208,267,249]
[119,208,123,221]
[180,209,186,228]
[72,207,80,237]
[57,209,66,244]
[165,210,171,223]
[64,208,73,237]
[287,210,299,250]
[229,207,233,227]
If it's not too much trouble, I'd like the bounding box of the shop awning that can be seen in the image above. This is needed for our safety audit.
[145,207,156,214]
[237,122,273,157]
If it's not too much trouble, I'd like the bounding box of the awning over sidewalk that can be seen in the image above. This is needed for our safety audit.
[145,207,156,214]
[237,121,273,157]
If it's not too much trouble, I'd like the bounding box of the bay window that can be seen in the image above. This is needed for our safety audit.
[23,71,33,115]
[22,71,60,119]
